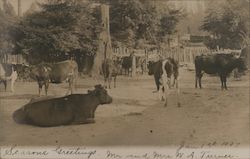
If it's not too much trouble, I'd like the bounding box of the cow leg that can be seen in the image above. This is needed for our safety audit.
[10,79,14,92]
[195,75,198,88]
[175,77,181,107]
[114,76,116,88]
[69,79,73,94]
[10,71,17,92]
[172,77,176,88]
[219,75,224,90]
[223,76,227,90]
[162,75,168,107]
[154,77,161,95]
[45,82,49,96]
[3,80,7,91]
[108,76,112,89]
[10,78,16,92]
[199,76,202,89]
[38,81,44,96]
[195,72,202,88]
[38,85,43,96]
[103,77,107,89]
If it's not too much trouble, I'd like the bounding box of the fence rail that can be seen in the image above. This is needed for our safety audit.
[113,46,211,64]
[0,54,27,64]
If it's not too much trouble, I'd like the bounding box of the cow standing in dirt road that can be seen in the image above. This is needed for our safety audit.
[195,54,246,89]
[101,58,120,89]
[148,58,180,107]
[30,60,78,96]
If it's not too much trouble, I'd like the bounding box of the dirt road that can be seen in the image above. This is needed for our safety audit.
[0,68,249,147]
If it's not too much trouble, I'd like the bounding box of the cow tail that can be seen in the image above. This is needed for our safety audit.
[12,108,28,124]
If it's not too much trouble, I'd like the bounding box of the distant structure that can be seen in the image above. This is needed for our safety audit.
[169,0,206,14]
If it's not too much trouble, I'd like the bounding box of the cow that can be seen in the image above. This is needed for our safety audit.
[0,63,18,92]
[147,58,180,107]
[30,60,78,96]
[136,56,146,74]
[101,58,119,89]
[195,54,246,89]
[121,54,133,76]
[12,85,112,127]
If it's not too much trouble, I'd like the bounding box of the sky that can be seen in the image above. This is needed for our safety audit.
[0,0,43,15]
[1,0,207,16]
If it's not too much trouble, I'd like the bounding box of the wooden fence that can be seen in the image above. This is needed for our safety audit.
[113,46,211,64]
[0,54,27,64]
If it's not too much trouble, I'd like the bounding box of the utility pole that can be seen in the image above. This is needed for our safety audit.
[18,0,22,17]
[91,4,113,79]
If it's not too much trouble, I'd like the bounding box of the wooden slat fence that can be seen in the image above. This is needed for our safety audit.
[113,46,211,64]
[0,54,27,64]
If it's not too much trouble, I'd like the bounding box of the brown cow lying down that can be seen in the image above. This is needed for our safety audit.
[13,85,112,127]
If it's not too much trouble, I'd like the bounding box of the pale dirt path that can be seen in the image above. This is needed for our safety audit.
[0,69,249,147]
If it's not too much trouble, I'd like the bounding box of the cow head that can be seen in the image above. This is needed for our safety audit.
[147,61,156,75]
[88,85,112,104]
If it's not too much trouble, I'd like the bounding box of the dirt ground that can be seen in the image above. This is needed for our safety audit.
[0,68,249,147]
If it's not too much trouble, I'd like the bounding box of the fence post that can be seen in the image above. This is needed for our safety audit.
[145,48,148,72]
[132,53,136,77]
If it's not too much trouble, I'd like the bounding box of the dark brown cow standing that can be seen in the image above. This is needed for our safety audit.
[30,60,78,96]
[12,85,112,127]
[121,54,133,76]
[195,54,246,89]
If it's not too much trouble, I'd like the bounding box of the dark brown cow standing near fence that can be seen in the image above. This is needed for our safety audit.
[195,54,246,89]
[148,58,180,107]
[30,60,78,95]
[121,54,133,76]
[101,58,119,89]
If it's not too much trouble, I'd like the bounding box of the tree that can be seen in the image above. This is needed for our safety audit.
[158,8,183,47]
[0,0,17,56]
[96,0,183,49]
[16,0,102,65]
[201,0,249,49]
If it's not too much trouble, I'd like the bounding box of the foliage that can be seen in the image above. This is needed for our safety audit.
[200,0,249,49]
[0,0,18,55]
[96,0,183,48]
[16,0,102,64]
[158,8,184,46]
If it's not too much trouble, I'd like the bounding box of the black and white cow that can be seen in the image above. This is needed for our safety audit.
[148,58,180,107]
[0,63,18,92]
